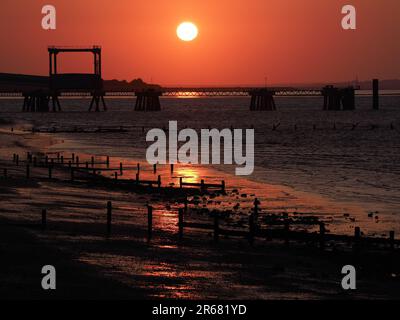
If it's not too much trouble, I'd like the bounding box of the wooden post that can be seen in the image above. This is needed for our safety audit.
[76,156,80,167]
[107,201,112,235]
[249,213,255,246]
[254,198,259,217]
[119,162,123,175]
[319,222,326,250]
[390,231,395,251]
[214,214,219,243]
[114,172,118,180]
[106,156,110,168]
[41,209,47,231]
[221,180,226,192]
[373,79,379,110]
[16,154,19,166]
[201,179,205,192]
[68,161,72,168]
[284,220,290,246]
[26,164,30,179]
[170,164,174,174]
[157,175,161,188]
[91,156,95,167]
[137,163,140,174]
[147,206,153,241]
[178,208,184,241]
[179,177,183,189]
[72,153,75,162]
[153,164,157,174]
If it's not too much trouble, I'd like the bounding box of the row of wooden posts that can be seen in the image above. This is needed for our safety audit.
[38,200,398,252]
[26,122,397,135]
[9,152,226,192]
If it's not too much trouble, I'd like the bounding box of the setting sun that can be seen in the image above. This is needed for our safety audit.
[176,22,198,42]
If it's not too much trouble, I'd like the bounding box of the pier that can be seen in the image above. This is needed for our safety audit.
[0,46,382,112]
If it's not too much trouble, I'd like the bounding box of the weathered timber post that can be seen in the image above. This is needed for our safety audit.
[373,79,379,110]
[157,175,161,188]
[119,162,123,176]
[106,156,110,168]
[201,179,205,193]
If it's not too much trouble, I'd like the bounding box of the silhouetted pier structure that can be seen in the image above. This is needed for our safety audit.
[134,89,162,111]
[249,89,276,111]
[322,86,356,111]
[48,46,106,112]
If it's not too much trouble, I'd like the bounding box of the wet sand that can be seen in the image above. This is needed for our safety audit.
[0,125,399,299]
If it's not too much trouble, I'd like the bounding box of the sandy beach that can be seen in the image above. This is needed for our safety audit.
[0,97,400,299]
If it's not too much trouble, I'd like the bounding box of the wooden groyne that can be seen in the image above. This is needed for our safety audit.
[30,200,399,253]
[4,152,226,195]
[1,152,398,253]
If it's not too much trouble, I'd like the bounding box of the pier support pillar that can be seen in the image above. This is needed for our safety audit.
[373,79,379,110]
[135,89,162,111]
[22,90,51,112]
[249,89,276,111]
[322,86,355,111]
[89,90,107,112]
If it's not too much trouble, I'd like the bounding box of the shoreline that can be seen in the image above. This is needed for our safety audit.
[0,118,399,299]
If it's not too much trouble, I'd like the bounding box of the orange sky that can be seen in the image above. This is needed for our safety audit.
[0,0,399,85]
